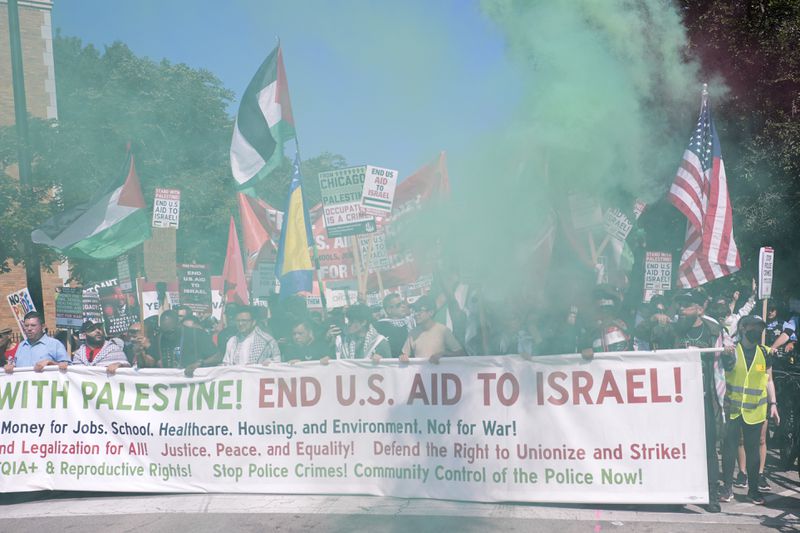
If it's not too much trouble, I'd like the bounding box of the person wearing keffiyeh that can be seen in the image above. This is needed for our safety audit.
[335,305,391,361]
[71,320,130,375]
[375,293,415,357]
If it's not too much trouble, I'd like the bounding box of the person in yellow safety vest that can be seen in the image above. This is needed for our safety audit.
[719,315,780,505]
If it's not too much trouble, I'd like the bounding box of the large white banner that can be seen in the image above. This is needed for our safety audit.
[0,351,707,504]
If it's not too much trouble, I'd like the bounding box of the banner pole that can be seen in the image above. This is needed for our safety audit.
[762,297,768,345]
[351,237,366,300]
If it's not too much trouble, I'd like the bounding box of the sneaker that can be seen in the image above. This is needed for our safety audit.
[748,493,765,505]
[705,501,722,513]
[758,473,771,492]
[733,472,748,488]
[718,486,734,502]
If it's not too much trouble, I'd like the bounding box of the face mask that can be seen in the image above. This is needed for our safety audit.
[744,329,762,344]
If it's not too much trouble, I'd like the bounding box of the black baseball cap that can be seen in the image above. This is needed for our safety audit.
[80,320,103,333]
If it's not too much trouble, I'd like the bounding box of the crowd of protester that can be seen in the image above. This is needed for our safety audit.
[1,274,798,512]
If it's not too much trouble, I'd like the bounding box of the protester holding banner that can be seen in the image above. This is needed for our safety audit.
[375,293,413,357]
[148,310,217,375]
[123,322,156,368]
[579,285,631,359]
[222,306,281,366]
[3,312,70,373]
[333,304,391,361]
[71,321,130,375]
[281,320,331,363]
[400,295,464,363]
[673,290,733,513]
[719,315,780,505]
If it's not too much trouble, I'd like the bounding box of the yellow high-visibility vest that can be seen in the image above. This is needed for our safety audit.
[724,344,768,424]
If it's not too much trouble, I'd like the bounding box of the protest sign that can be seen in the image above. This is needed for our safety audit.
[643,252,672,303]
[6,288,36,336]
[0,351,707,504]
[603,208,633,242]
[117,255,133,292]
[357,232,391,273]
[758,247,774,300]
[139,277,224,321]
[361,165,398,216]
[98,279,140,335]
[318,166,377,237]
[137,279,178,319]
[568,195,603,231]
[55,287,84,329]
[144,228,177,283]
[82,289,103,324]
[152,188,181,229]
[633,199,647,220]
[251,260,277,298]
[178,264,212,315]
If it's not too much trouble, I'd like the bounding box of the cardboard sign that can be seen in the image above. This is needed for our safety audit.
[144,227,177,282]
[98,279,140,335]
[758,246,774,300]
[6,288,36,336]
[318,166,376,237]
[55,287,84,329]
[178,264,212,315]
[643,251,672,303]
[152,188,181,229]
[604,208,633,242]
[361,165,398,216]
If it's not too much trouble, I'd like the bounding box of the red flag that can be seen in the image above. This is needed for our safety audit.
[668,90,740,288]
[237,193,276,274]
[222,217,249,305]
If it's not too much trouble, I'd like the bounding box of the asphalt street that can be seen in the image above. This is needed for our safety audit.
[1,468,797,533]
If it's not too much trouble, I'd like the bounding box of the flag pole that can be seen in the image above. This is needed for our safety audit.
[294,136,328,318]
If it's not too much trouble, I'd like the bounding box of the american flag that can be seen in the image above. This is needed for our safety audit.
[668,89,740,288]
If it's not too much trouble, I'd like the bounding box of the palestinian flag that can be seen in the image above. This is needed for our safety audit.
[230,45,296,190]
[31,152,150,260]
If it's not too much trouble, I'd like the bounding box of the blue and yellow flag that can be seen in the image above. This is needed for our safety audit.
[275,153,314,297]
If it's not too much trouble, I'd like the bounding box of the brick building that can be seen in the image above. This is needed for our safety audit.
[0,0,66,334]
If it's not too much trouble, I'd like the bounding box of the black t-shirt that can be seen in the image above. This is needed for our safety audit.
[149,326,217,369]
[375,320,409,357]
[281,340,332,362]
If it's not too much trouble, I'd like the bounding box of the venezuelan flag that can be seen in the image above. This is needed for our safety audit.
[275,154,314,297]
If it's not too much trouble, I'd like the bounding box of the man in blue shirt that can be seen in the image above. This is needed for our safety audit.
[3,311,69,373]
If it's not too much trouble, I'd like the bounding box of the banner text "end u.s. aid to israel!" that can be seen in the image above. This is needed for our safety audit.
[0,351,708,504]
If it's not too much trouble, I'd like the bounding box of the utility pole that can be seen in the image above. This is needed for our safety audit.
[6,0,45,313]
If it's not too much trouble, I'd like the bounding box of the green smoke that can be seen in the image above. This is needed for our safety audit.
[429,0,723,297]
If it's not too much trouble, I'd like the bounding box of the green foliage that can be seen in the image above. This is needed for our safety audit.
[680,0,800,288]
[0,35,347,283]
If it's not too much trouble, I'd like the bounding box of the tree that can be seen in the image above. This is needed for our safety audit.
[0,35,347,283]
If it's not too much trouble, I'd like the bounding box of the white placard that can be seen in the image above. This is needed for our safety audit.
[643,252,672,303]
[758,247,774,300]
[361,165,398,216]
[604,208,633,242]
[152,188,181,229]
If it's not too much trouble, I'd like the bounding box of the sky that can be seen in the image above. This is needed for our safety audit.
[51,0,522,179]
